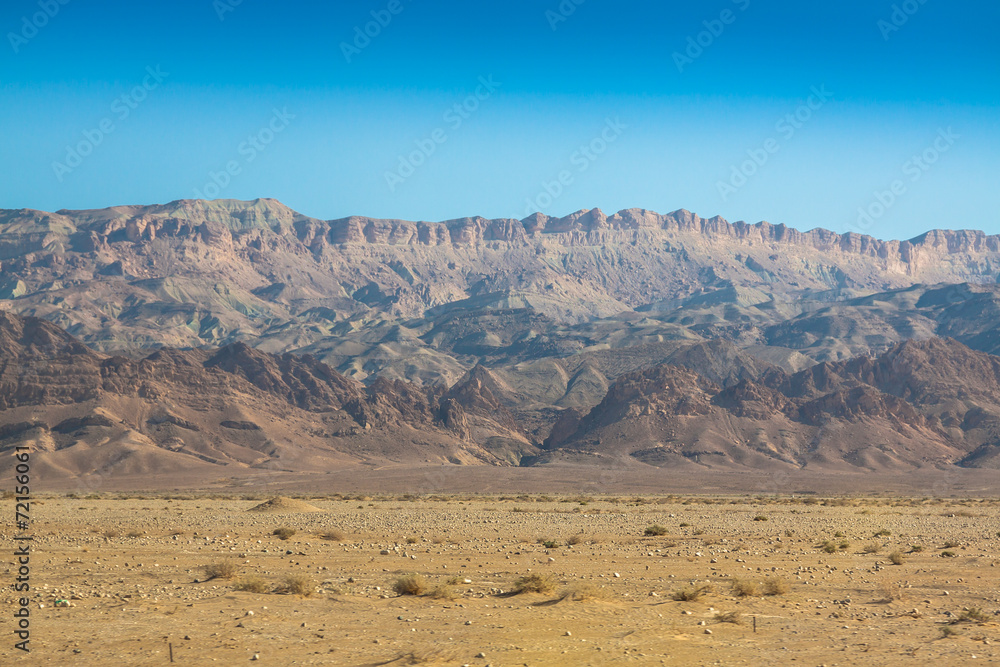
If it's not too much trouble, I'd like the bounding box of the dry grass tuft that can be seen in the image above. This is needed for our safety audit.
[234,576,269,593]
[279,574,314,596]
[644,524,668,536]
[672,584,711,601]
[319,529,345,541]
[513,573,556,595]
[558,582,609,602]
[202,560,238,580]
[393,574,428,596]
[763,576,789,596]
[272,527,297,540]
[714,611,743,624]
[731,578,759,597]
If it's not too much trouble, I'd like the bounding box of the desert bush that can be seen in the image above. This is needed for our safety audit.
[763,576,789,596]
[672,584,711,602]
[874,528,891,537]
[393,574,428,596]
[714,611,743,624]
[679,522,691,528]
[513,573,556,595]
[820,540,837,554]
[909,544,924,553]
[406,536,418,544]
[644,525,668,536]
[540,539,559,549]
[834,531,845,538]
[956,607,988,623]
[203,560,238,580]
[273,527,297,540]
[559,582,608,602]
[126,530,143,538]
[102,530,119,539]
[428,584,456,600]
[234,576,269,594]
[752,515,768,522]
[941,550,957,558]
[731,578,759,597]
[566,534,585,546]
[943,540,960,548]
[862,542,881,554]
[939,625,959,638]
[888,551,905,565]
[319,529,345,542]
[280,574,314,596]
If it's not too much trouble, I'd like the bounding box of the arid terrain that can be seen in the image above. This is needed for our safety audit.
[2,493,998,665]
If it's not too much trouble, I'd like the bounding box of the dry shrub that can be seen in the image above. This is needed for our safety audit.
[888,551,905,565]
[273,527,296,540]
[513,573,556,595]
[877,579,904,602]
[203,560,238,580]
[279,574,314,596]
[731,578,759,597]
[714,611,743,624]
[955,607,989,624]
[862,542,881,554]
[566,534,586,546]
[763,576,789,596]
[644,524,668,536]
[428,584,456,600]
[234,576,269,593]
[559,582,608,602]
[672,584,711,601]
[319,529,345,541]
[393,574,428,596]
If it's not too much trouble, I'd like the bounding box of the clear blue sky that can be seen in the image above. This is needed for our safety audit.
[1,0,997,240]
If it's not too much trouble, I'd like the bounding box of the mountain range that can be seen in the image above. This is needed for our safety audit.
[4,198,1000,482]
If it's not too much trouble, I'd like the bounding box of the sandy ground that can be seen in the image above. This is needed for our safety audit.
[2,493,999,666]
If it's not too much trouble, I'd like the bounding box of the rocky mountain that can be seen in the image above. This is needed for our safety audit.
[4,198,1000,480]
[0,312,534,480]
[544,338,1000,471]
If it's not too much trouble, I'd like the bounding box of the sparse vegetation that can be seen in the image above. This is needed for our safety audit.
[955,607,989,623]
[752,514,768,521]
[644,524,668,536]
[763,576,789,596]
[566,534,585,546]
[512,573,556,595]
[279,574,314,596]
[540,539,559,549]
[943,540,960,548]
[406,536,418,544]
[888,551,905,565]
[319,529,345,541]
[909,544,924,553]
[731,578,759,597]
[862,542,881,554]
[559,582,608,602]
[272,527,297,540]
[941,550,957,558]
[714,611,743,624]
[202,560,238,580]
[234,576,269,593]
[672,584,711,602]
[393,574,428,596]
[874,528,891,537]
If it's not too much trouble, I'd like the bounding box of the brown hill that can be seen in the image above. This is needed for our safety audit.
[0,313,532,481]
[546,338,1000,471]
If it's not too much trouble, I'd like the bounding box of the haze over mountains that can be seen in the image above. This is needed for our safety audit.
[4,198,1000,481]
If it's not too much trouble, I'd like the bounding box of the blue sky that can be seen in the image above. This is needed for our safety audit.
[1,0,997,240]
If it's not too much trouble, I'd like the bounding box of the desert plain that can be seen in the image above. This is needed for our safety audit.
[3,479,999,666]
